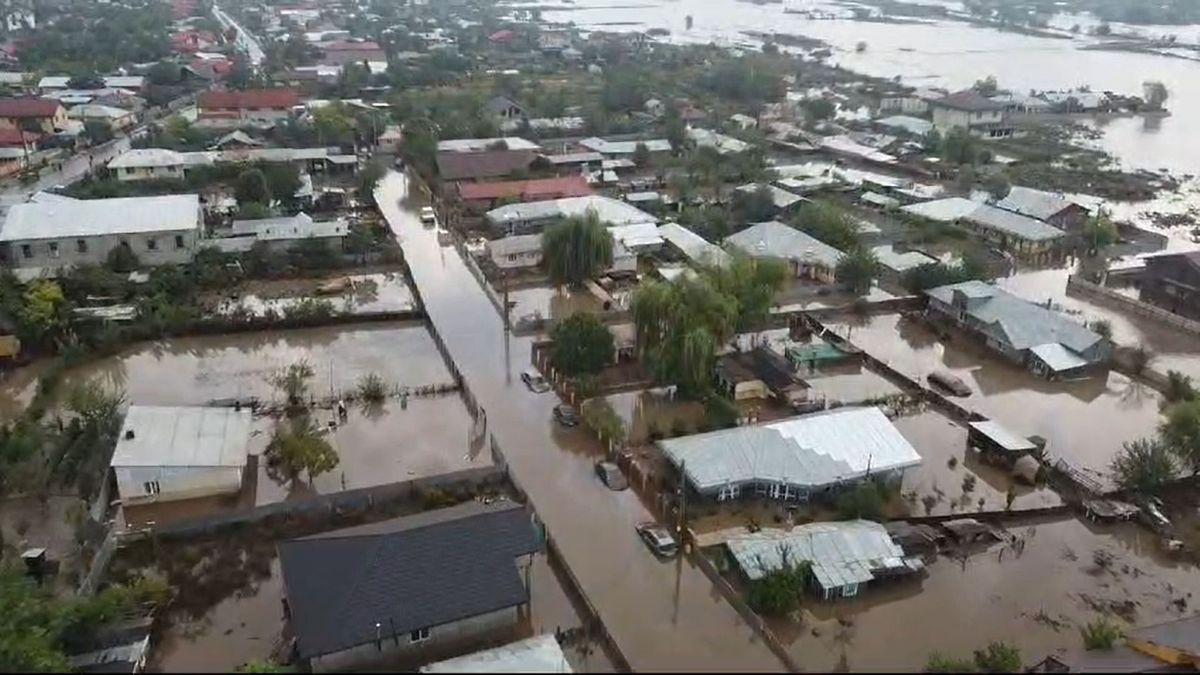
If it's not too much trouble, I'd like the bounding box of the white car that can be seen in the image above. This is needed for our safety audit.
[520,369,551,393]
[419,206,437,224]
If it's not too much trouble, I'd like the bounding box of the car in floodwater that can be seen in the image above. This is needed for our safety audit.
[553,404,579,427]
[635,521,679,559]
[928,370,971,397]
[419,206,437,225]
[594,461,629,491]
[520,368,551,393]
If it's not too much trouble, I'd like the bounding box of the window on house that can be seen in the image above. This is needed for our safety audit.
[48,242,59,258]
[146,237,158,251]
[20,244,31,259]
[77,239,88,253]
[175,235,185,249]
[409,628,430,643]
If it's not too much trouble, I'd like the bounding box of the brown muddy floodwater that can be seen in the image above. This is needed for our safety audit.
[998,268,1200,381]
[772,515,1200,671]
[214,272,417,318]
[507,285,603,323]
[825,311,1163,476]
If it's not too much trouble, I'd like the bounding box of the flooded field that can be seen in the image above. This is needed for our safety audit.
[212,271,417,318]
[507,285,604,324]
[770,515,1200,671]
[0,322,455,411]
[823,311,1164,474]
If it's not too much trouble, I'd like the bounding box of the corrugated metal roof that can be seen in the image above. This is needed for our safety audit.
[736,183,805,210]
[579,136,671,155]
[488,234,543,257]
[657,222,729,267]
[874,115,933,136]
[420,634,572,673]
[965,203,1065,242]
[110,405,251,468]
[870,245,937,273]
[436,137,541,153]
[993,186,1083,221]
[725,220,844,269]
[609,222,663,249]
[487,195,657,227]
[901,197,981,222]
[968,420,1036,452]
[1030,342,1089,372]
[658,407,921,491]
[1,194,200,241]
[726,520,911,591]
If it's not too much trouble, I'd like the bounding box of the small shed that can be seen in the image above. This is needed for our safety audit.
[786,341,852,370]
[967,420,1037,462]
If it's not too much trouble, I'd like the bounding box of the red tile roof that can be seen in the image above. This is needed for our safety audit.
[0,128,38,146]
[0,97,62,119]
[199,89,299,111]
[458,175,592,202]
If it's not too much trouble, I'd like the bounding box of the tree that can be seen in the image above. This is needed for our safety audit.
[745,554,811,616]
[972,641,1021,673]
[237,202,271,220]
[83,120,113,144]
[147,60,182,86]
[266,415,339,481]
[235,168,271,206]
[21,280,69,344]
[1094,22,1112,35]
[793,201,862,252]
[925,653,977,673]
[983,172,1010,200]
[1161,399,1200,475]
[269,359,315,406]
[550,313,615,377]
[345,222,375,264]
[940,127,979,165]
[67,72,104,89]
[312,102,356,147]
[1090,319,1113,341]
[1083,211,1118,252]
[1110,438,1176,495]
[632,276,737,396]
[1081,616,1123,650]
[835,481,886,521]
[972,75,999,97]
[541,210,614,287]
[902,259,986,293]
[800,97,836,123]
[704,253,787,331]
[632,142,651,168]
[836,248,880,294]
[356,159,387,208]
[1143,80,1169,110]
[731,185,777,223]
[262,164,301,204]
[1164,370,1198,404]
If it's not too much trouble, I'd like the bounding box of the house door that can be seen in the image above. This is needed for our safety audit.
[768,482,784,500]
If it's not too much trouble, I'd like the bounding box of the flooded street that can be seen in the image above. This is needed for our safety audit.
[379,172,786,672]
[825,311,1163,475]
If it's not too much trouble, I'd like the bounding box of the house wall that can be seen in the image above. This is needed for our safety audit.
[959,219,1061,257]
[488,245,542,269]
[0,108,67,133]
[201,106,292,124]
[1140,256,1200,322]
[5,226,200,269]
[932,106,1002,133]
[115,464,244,504]
[309,605,522,673]
[116,164,186,182]
[880,97,929,115]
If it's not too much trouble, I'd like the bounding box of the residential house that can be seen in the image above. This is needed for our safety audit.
[874,115,934,137]
[37,75,145,93]
[377,125,403,153]
[686,127,749,154]
[1139,251,1200,322]
[925,280,1110,378]
[716,347,809,407]
[485,195,657,236]
[110,405,252,504]
[319,40,386,65]
[724,220,844,283]
[870,244,938,286]
[278,502,542,671]
[657,222,729,268]
[437,149,539,183]
[930,90,1015,139]
[658,406,922,502]
[108,147,357,182]
[67,104,137,130]
[878,87,945,115]
[437,138,542,153]
[729,113,757,130]
[197,88,300,126]
[487,233,543,270]
[537,31,572,54]
[992,186,1091,231]
[483,96,527,122]
[609,221,663,255]
[735,183,805,218]
[725,520,924,600]
[0,194,202,272]
[901,198,1066,258]
[0,97,66,133]
[213,212,348,255]
[578,136,671,158]
[456,175,592,212]
[420,634,572,673]
[209,130,266,150]
[989,92,1051,115]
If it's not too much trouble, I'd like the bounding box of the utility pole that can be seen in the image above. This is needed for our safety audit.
[675,460,687,545]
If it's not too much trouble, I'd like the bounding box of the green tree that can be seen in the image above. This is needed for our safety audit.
[745,553,811,615]
[632,142,651,168]
[21,280,69,345]
[105,244,140,273]
[312,102,356,146]
[357,159,388,208]
[1110,438,1176,495]
[800,97,836,122]
[902,259,986,293]
[731,185,777,223]
[835,481,886,521]
[266,415,339,481]
[704,253,787,331]
[793,201,862,252]
[269,359,315,406]
[1164,370,1198,404]
[541,210,614,287]
[972,641,1021,673]
[836,248,880,294]
[147,60,182,86]
[235,168,271,206]
[1081,616,1123,650]
[549,313,615,377]
[1084,211,1118,252]
[1160,399,1200,475]
[356,373,388,403]
[237,202,271,220]
[972,75,999,97]
[925,653,977,673]
[983,172,1010,200]
[940,126,979,165]
[1143,80,1169,111]
[83,120,113,144]
[262,164,301,204]
[1090,319,1113,341]
[632,276,737,396]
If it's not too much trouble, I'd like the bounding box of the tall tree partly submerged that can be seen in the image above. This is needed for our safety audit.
[541,209,614,287]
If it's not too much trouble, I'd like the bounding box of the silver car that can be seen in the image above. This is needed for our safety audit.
[635,521,679,559]
[520,369,551,393]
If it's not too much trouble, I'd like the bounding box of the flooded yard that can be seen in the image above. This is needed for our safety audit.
[212,271,418,318]
[507,285,605,324]
[770,515,1200,671]
[823,311,1164,474]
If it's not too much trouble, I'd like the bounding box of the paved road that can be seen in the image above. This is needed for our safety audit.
[378,172,786,672]
[213,3,265,66]
[0,135,133,206]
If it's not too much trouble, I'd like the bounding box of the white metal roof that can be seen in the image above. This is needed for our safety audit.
[658,407,922,491]
[609,222,663,250]
[968,420,1036,452]
[737,183,805,210]
[726,520,914,591]
[110,405,252,468]
[658,222,729,267]
[870,245,938,273]
[725,220,844,269]
[67,104,132,120]
[875,115,933,136]
[421,634,572,673]
[579,136,671,155]
[965,203,1065,242]
[436,137,540,153]
[900,197,980,223]
[1030,342,1090,372]
[230,213,347,241]
[0,194,200,241]
[107,148,187,169]
[993,186,1083,221]
[486,195,657,227]
[926,280,1103,354]
[687,127,749,154]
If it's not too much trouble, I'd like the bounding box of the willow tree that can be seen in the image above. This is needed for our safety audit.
[632,275,737,396]
[704,253,788,331]
[541,209,614,287]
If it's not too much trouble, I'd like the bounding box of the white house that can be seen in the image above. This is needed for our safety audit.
[110,405,253,504]
[213,212,348,255]
[0,194,202,271]
[930,90,1014,139]
[724,220,844,283]
[67,104,137,129]
[487,233,543,269]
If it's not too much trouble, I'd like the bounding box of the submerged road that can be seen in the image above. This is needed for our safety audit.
[378,172,785,672]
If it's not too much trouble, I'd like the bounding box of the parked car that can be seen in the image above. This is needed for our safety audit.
[928,370,971,397]
[419,206,437,224]
[635,521,679,559]
[1138,497,1172,534]
[553,404,579,427]
[594,461,629,491]
[520,369,551,393]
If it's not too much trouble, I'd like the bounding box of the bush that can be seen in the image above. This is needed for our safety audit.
[972,641,1021,673]
[549,313,615,377]
[835,481,885,521]
[1081,616,1123,650]
[105,246,140,274]
[746,557,811,616]
[925,653,977,673]
[356,373,388,403]
[703,394,740,430]
[283,298,336,322]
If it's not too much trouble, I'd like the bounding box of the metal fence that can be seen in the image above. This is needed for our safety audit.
[78,527,119,597]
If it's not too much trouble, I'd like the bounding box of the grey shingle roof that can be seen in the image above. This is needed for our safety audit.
[964,203,1065,242]
[279,502,541,659]
[993,186,1084,221]
[724,220,844,268]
